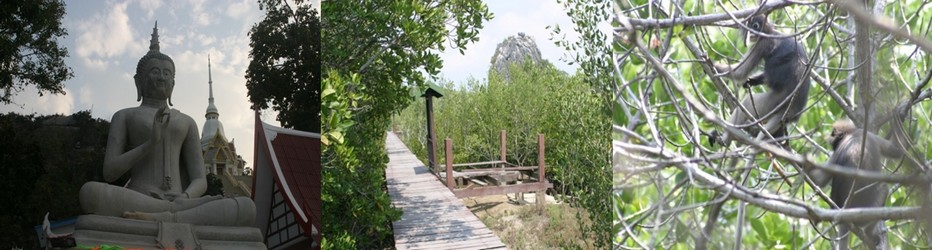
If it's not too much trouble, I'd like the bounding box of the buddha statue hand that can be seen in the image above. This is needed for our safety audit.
[148,190,190,201]
[163,192,188,201]
[151,107,171,144]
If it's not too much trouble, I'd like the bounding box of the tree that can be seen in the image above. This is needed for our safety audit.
[554,0,613,107]
[0,0,74,104]
[0,113,44,248]
[205,173,224,196]
[394,60,609,248]
[550,0,614,247]
[614,0,932,248]
[246,0,320,133]
[321,1,492,248]
[0,111,109,248]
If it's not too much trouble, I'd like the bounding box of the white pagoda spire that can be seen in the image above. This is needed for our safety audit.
[202,54,225,143]
[205,54,218,118]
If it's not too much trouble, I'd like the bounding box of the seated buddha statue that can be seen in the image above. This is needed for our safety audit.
[78,22,255,227]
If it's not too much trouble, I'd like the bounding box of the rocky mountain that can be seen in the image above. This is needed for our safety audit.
[490,33,543,81]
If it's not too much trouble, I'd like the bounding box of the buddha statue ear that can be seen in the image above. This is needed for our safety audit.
[134,74,142,102]
[168,63,175,106]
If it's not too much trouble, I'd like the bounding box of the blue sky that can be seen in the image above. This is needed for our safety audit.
[0,0,593,170]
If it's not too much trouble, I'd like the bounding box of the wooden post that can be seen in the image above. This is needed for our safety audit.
[500,130,506,167]
[421,86,443,175]
[537,134,545,206]
[426,97,437,174]
[445,138,454,189]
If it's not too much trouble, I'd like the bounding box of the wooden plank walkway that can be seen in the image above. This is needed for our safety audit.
[385,132,507,250]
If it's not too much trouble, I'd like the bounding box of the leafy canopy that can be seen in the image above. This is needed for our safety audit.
[0,0,74,104]
[321,1,492,248]
[246,0,321,132]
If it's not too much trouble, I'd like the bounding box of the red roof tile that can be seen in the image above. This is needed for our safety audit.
[252,113,321,241]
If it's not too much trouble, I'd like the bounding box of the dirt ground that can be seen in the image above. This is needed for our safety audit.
[462,193,554,217]
[462,193,595,249]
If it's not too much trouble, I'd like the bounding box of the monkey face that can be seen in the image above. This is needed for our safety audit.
[744,15,768,44]
[829,119,856,149]
[828,128,843,149]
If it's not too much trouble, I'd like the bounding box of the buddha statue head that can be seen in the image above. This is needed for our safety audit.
[134,21,176,105]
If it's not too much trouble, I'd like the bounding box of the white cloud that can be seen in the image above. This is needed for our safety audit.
[82,58,109,71]
[187,0,211,26]
[77,85,94,108]
[199,34,216,47]
[74,2,142,59]
[226,0,251,19]
[136,0,163,19]
[0,85,74,115]
[194,12,211,26]
[161,30,186,49]
[311,0,320,13]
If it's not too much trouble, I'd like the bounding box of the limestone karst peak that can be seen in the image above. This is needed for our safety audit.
[490,33,543,81]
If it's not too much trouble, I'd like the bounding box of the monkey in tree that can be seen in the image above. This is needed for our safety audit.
[807,119,905,249]
[708,14,811,147]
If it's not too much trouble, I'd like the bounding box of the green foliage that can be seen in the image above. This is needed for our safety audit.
[322,1,491,248]
[0,0,74,104]
[554,0,613,108]
[553,0,623,247]
[204,173,223,196]
[547,1,616,243]
[246,1,320,132]
[0,111,109,248]
[615,1,932,249]
[321,71,401,248]
[395,61,610,248]
[320,230,356,250]
[323,0,492,118]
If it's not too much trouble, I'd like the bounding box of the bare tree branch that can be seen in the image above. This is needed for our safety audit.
[614,0,932,247]
[615,0,799,32]
[617,140,929,223]
[831,0,932,54]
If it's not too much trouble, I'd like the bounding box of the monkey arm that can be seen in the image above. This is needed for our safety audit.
[872,131,906,159]
[714,39,773,82]
[744,72,766,88]
[805,168,832,187]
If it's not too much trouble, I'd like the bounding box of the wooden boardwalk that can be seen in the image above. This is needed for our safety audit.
[385,132,507,250]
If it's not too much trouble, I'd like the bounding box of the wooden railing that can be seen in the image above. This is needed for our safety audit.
[440,130,552,204]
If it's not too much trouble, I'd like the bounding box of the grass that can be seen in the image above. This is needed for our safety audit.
[476,201,597,249]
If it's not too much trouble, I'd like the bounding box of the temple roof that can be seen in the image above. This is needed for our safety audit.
[201,119,226,146]
[252,112,321,242]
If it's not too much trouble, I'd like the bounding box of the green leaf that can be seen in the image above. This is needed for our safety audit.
[322,87,336,97]
[751,217,770,243]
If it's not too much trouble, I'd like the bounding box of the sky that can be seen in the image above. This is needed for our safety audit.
[0,0,317,171]
[437,1,595,86]
[0,0,597,170]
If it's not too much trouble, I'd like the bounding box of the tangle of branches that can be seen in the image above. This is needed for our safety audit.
[613,0,932,249]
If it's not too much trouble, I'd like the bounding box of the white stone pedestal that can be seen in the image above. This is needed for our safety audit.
[73,215,266,249]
